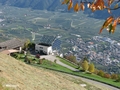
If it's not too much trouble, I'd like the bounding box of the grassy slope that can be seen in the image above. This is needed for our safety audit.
[0,53,87,90]
[57,56,78,68]
[12,53,120,89]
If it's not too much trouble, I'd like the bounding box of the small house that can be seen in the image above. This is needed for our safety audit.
[0,38,25,54]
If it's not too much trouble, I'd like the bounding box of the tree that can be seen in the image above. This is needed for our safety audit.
[104,73,111,79]
[97,70,105,77]
[111,73,118,79]
[88,63,95,73]
[82,60,89,71]
[23,39,30,50]
[61,0,120,34]
[77,57,89,68]
[65,54,77,63]
[83,56,89,62]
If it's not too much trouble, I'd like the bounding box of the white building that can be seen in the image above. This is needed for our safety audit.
[35,35,61,55]
[35,44,52,55]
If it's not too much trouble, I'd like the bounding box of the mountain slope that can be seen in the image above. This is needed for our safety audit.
[0,0,119,19]
[0,0,64,11]
[0,53,87,90]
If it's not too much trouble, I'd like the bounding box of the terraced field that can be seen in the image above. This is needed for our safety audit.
[0,4,120,42]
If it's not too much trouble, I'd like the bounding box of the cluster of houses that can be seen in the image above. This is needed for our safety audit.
[65,35,120,73]
[1,34,120,73]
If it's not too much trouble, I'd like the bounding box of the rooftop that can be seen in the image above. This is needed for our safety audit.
[39,35,56,46]
[0,38,25,52]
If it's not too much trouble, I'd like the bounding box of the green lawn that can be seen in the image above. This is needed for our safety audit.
[33,60,72,73]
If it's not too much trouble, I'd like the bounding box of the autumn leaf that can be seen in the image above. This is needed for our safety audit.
[99,16,114,34]
[108,0,114,6]
[79,3,85,11]
[95,0,104,10]
[89,0,104,12]
[74,2,79,12]
[111,18,118,33]
[118,18,120,24]
[90,4,96,12]
[62,0,70,5]
[68,0,73,10]
[114,4,118,9]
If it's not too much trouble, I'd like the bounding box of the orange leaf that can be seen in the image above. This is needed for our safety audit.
[74,2,79,12]
[95,0,104,10]
[90,3,96,12]
[118,18,120,24]
[91,5,96,12]
[68,0,73,10]
[80,3,85,11]
[111,18,118,33]
[99,16,114,34]
[62,0,70,5]
[108,0,114,6]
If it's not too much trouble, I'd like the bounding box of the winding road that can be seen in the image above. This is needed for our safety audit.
[41,55,78,71]
[41,55,120,90]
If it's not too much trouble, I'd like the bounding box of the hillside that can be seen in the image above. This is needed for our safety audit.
[0,53,88,90]
[0,0,65,11]
[0,0,119,19]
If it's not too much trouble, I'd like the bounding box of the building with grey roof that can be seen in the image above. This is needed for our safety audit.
[35,35,61,55]
[0,38,25,52]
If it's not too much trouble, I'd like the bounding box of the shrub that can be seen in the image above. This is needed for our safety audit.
[94,69,99,75]
[11,53,18,58]
[36,54,40,58]
[111,74,118,80]
[42,58,46,60]
[104,73,111,79]
[17,55,21,59]
[64,55,77,64]
[54,59,57,63]
[97,70,104,77]
[115,77,120,82]
[38,59,43,64]
[26,58,32,64]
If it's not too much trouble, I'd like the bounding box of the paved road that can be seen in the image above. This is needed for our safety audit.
[70,75,120,90]
[41,55,78,71]
[40,55,120,90]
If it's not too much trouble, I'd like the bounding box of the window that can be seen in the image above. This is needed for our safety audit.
[39,47,43,49]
